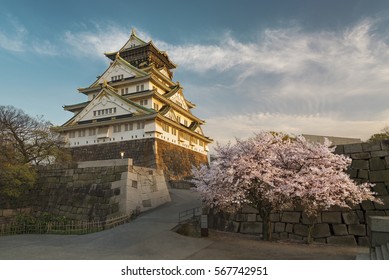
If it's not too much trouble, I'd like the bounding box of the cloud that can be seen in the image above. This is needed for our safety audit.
[31,40,58,56]
[0,14,27,52]
[168,18,389,139]
[204,113,387,146]
[62,23,151,59]
[0,13,58,55]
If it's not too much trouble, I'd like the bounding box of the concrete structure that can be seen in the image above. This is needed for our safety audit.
[357,216,389,259]
[58,29,212,179]
[302,134,362,146]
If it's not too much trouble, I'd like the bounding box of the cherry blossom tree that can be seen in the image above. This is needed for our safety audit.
[192,132,378,241]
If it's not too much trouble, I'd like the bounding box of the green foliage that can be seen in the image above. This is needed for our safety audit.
[367,125,389,143]
[0,163,36,203]
[15,212,68,226]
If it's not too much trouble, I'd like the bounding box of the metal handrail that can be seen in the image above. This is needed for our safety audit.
[178,207,201,224]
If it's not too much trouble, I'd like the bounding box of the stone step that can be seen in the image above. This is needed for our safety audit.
[381,243,389,260]
[375,246,383,260]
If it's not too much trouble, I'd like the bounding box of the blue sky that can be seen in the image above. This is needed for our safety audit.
[2,0,389,145]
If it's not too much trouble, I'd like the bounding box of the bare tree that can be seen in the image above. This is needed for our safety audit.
[0,105,69,165]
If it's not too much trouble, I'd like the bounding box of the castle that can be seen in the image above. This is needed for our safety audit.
[58,30,212,179]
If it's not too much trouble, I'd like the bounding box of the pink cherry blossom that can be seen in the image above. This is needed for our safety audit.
[192,132,378,240]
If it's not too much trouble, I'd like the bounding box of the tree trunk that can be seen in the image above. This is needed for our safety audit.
[260,208,272,241]
[307,224,314,244]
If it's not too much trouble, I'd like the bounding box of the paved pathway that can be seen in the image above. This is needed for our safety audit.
[0,189,368,260]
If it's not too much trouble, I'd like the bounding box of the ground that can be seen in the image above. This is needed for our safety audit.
[0,189,367,260]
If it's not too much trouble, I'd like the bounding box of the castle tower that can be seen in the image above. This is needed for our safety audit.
[58,30,212,179]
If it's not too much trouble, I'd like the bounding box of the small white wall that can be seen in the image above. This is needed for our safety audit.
[104,159,171,215]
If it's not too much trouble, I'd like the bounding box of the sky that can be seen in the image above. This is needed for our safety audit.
[1,0,389,146]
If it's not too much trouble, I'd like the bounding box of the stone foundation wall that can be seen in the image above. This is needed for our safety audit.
[28,159,170,221]
[156,140,208,180]
[208,141,389,246]
[69,139,157,168]
[69,138,208,180]
[209,206,368,246]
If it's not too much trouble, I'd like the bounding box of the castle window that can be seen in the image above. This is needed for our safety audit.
[171,127,177,136]
[111,75,123,81]
[177,116,181,124]
[121,89,124,95]
[136,84,145,92]
[93,107,116,117]
[140,99,148,106]
[78,130,85,137]
[69,131,76,138]
[113,125,121,133]
[125,123,133,131]
[184,120,188,126]
[153,103,159,111]
[137,121,145,130]
[162,123,169,133]
[89,128,96,136]
[125,88,128,94]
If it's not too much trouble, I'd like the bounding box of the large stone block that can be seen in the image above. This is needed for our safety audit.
[362,142,381,152]
[374,195,389,210]
[322,212,342,224]
[368,216,389,232]
[370,157,386,171]
[332,224,348,236]
[274,222,285,233]
[269,213,281,222]
[357,236,370,247]
[312,223,331,238]
[373,183,388,195]
[348,224,366,236]
[351,160,369,170]
[285,223,293,233]
[361,200,375,210]
[334,145,344,154]
[365,211,386,223]
[342,211,359,224]
[240,222,263,234]
[370,170,389,182]
[326,235,357,246]
[344,143,363,154]
[301,212,321,224]
[293,224,309,237]
[281,212,301,223]
[357,169,369,180]
[371,150,389,158]
[247,213,257,222]
[351,152,371,160]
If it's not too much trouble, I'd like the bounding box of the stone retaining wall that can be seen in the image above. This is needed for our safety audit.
[69,138,208,180]
[27,159,170,221]
[208,141,389,246]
